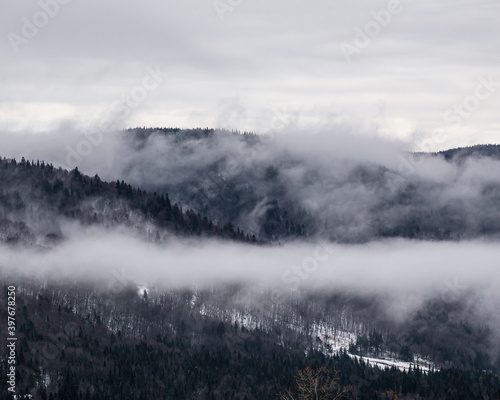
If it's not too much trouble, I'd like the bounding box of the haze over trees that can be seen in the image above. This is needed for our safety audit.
[0,156,256,246]
[1,130,500,399]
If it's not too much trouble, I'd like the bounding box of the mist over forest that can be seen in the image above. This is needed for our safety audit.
[2,0,500,397]
[2,127,500,243]
[1,127,500,399]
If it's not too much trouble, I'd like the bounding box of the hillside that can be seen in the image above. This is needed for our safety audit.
[1,282,499,400]
[95,128,500,243]
[436,144,500,163]
[2,136,500,399]
[0,157,256,246]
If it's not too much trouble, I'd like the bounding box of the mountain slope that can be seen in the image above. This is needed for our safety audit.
[436,144,500,163]
[1,282,499,400]
[4,133,500,245]
[93,128,500,243]
[0,157,256,245]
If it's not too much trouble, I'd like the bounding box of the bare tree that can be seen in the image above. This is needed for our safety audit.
[280,366,352,400]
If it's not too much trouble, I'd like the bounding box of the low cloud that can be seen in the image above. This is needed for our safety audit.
[1,227,499,317]
[1,127,500,243]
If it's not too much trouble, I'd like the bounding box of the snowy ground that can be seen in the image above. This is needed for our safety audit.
[314,324,437,373]
[142,288,439,373]
[224,305,438,373]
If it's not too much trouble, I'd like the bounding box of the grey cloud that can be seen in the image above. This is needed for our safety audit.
[1,1,500,145]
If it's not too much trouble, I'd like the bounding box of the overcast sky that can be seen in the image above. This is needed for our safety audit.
[1,0,499,150]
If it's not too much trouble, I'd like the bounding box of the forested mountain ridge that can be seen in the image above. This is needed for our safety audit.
[94,128,500,243]
[4,130,500,244]
[0,157,256,245]
[1,282,499,400]
[436,144,500,163]
[2,135,500,399]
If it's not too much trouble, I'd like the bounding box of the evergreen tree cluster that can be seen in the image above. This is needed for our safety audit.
[0,282,499,400]
[0,157,257,244]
